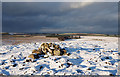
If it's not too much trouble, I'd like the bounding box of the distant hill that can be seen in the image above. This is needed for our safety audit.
[1,32,119,37]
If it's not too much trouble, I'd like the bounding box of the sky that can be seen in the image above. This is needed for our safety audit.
[2,2,118,34]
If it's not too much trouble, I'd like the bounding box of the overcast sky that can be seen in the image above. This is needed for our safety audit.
[2,2,118,34]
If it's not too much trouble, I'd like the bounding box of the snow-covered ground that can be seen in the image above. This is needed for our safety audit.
[0,36,119,75]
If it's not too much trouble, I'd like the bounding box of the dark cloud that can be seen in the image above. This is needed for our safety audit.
[2,2,118,34]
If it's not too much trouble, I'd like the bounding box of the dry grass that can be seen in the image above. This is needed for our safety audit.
[2,35,59,45]
[92,39,104,41]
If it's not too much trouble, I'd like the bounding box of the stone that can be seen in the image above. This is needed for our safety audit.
[32,49,38,52]
[46,47,53,54]
[32,49,42,55]
[10,60,15,63]
[26,59,32,62]
[67,53,71,56]
[105,57,109,59]
[28,54,39,59]
[38,48,42,51]
[19,68,24,70]
[30,43,68,59]
[45,43,49,48]
[41,43,45,46]
[49,43,52,47]
[55,45,60,49]
[40,43,46,49]
[42,48,48,54]
[67,62,73,68]
[12,64,17,67]
[43,43,48,47]
[34,54,40,59]
[14,57,16,59]
[109,74,114,76]
[53,49,61,56]
[28,54,35,59]
[40,66,43,70]
[41,45,45,49]
[61,49,67,55]
[63,49,67,53]
[52,44,56,48]
[87,68,91,70]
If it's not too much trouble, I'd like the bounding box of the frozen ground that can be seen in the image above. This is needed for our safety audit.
[0,36,119,75]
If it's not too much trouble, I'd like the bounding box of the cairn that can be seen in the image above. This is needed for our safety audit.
[28,43,68,59]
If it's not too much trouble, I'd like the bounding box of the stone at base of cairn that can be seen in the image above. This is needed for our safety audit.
[32,49,43,55]
[53,49,61,56]
[28,54,39,59]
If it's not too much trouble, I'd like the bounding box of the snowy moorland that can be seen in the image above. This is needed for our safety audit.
[0,36,119,75]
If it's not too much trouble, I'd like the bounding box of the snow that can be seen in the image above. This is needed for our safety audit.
[0,36,119,75]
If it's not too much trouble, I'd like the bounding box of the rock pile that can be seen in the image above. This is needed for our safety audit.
[28,43,68,59]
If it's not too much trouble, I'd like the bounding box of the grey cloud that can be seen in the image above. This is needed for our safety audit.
[2,2,118,34]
